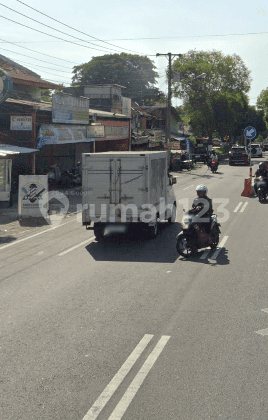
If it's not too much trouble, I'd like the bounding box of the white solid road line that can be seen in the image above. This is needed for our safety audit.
[211,236,229,260]
[82,334,153,420]
[108,336,171,420]
[240,202,248,213]
[58,237,95,256]
[234,202,243,212]
[0,219,76,252]
[200,248,210,260]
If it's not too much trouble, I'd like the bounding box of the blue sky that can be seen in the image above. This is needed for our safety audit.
[1,0,268,105]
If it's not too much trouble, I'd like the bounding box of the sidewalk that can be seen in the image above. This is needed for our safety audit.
[0,186,82,244]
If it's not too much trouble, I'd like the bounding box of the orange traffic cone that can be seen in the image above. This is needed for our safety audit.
[241,178,255,197]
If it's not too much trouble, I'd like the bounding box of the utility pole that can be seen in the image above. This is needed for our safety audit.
[156,53,182,143]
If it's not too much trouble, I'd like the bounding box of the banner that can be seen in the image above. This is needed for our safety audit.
[52,93,89,124]
[37,124,95,148]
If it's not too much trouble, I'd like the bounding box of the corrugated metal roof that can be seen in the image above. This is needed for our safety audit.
[6,98,52,110]
[0,144,39,155]
[89,108,130,119]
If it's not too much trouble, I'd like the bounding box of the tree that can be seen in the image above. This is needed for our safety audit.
[257,89,268,128]
[172,50,252,139]
[72,53,161,104]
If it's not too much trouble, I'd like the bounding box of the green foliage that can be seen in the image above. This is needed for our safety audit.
[72,53,162,104]
[246,106,267,135]
[254,134,264,143]
[41,89,52,102]
[257,89,268,128]
[172,50,252,139]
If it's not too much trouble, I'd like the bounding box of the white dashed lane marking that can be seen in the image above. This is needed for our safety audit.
[200,249,210,260]
[234,202,243,212]
[211,236,229,260]
[240,202,248,213]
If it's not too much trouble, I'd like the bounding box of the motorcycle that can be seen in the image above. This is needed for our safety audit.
[66,168,81,186]
[255,176,267,203]
[176,208,221,258]
[207,158,218,173]
[210,160,218,173]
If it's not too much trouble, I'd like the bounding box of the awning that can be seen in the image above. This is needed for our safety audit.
[0,144,39,156]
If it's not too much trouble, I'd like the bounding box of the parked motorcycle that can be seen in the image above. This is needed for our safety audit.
[255,176,267,203]
[176,208,221,258]
[66,168,81,186]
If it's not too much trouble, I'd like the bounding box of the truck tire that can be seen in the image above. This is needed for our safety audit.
[168,203,177,224]
[94,222,105,241]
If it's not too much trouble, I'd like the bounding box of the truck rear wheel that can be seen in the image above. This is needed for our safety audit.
[94,222,105,241]
[168,203,177,224]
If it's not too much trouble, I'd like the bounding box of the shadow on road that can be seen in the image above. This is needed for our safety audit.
[18,217,48,228]
[178,247,230,266]
[86,223,182,263]
[0,235,17,245]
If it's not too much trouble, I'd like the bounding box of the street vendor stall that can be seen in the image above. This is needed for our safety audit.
[169,149,193,171]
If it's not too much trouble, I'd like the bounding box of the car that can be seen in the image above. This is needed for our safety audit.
[262,144,268,151]
[248,143,262,157]
[193,147,209,163]
[229,146,250,165]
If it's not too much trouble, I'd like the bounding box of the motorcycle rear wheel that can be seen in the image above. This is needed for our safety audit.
[258,190,266,203]
[210,234,219,249]
[176,233,194,258]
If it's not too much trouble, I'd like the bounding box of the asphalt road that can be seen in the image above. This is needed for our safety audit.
[1,156,268,420]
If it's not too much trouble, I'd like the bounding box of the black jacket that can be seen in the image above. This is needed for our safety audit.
[192,196,213,218]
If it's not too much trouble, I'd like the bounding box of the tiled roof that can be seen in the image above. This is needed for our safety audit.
[0,54,60,89]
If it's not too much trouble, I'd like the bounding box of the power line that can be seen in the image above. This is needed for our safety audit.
[0,37,76,64]
[105,31,268,41]
[14,0,142,55]
[0,14,136,54]
[6,58,73,81]
[0,4,125,55]
[0,45,74,69]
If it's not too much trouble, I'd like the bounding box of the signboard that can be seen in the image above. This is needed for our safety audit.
[52,93,89,124]
[10,115,32,131]
[18,175,48,217]
[105,124,129,140]
[163,142,181,150]
[244,126,256,139]
[37,124,95,148]
[0,68,13,104]
[186,139,191,151]
[86,125,105,138]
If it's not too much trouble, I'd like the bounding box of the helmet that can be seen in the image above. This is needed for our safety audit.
[259,162,265,169]
[196,184,208,193]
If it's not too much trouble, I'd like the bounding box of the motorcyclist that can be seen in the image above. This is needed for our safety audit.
[254,162,268,195]
[191,185,213,233]
[207,150,219,167]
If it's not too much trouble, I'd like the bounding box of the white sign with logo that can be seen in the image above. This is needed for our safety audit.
[86,125,105,138]
[18,175,48,218]
[10,116,32,131]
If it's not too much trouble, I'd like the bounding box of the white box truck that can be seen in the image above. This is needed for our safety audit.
[82,151,177,240]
